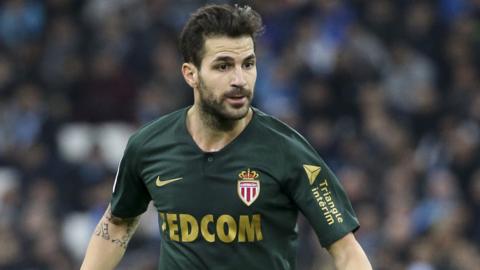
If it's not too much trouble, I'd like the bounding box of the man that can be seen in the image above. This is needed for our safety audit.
[81,4,372,270]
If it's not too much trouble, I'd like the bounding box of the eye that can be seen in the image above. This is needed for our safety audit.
[243,61,255,70]
[219,64,227,71]
[215,63,231,71]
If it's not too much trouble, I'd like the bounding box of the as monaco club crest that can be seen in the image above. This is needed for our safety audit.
[237,169,260,206]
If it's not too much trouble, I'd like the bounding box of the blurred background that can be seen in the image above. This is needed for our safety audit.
[0,0,479,269]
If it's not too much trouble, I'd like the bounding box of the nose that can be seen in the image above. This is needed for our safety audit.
[231,67,247,88]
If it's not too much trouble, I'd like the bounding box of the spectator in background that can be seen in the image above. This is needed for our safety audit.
[0,0,45,49]
[0,0,479,269]
[74,49,136,122]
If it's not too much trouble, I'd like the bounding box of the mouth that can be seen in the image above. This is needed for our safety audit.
[225,95,248,107]
[224,87,250,108]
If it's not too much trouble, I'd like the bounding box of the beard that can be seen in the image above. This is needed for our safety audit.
[197,75,253,129]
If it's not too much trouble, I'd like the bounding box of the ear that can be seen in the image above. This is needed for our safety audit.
[182,63,198,89]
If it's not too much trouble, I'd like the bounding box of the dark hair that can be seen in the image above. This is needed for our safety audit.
[179,4,264,68]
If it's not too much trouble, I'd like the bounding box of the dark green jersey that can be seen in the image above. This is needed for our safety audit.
[111,107,359,270]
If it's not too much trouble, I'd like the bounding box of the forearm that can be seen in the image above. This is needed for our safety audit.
[331,243,371,270]
[328,233,372,270]
[80,226,126,270]
[81,205,140,270]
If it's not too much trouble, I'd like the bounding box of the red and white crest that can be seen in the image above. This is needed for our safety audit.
[237,169,260,206]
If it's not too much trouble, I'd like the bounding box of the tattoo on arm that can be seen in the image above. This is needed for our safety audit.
[94,205,140,249]
[94,221,111,240]
[111,219,137,249]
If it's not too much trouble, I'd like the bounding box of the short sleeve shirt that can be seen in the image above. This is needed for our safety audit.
[111,107,359,270]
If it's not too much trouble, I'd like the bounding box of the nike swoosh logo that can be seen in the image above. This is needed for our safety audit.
[156,176,183,187]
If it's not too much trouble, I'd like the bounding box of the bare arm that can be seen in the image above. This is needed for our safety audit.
[327,233,372,270]
[80,205,141,270]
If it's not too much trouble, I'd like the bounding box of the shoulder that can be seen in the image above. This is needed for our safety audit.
[127,107,188,150]
[253,108,314,153]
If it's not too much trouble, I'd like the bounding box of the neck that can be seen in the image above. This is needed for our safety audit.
[186,105,252,152]
[198,106,237,132]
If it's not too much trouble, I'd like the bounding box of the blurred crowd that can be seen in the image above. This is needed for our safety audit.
[0,0,479,269]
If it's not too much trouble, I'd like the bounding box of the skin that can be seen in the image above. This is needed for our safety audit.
[81,35,372,270]
[182,35,256,152]
[80,36,258,270]
[80,205,140,270]
[328,233,372,270]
